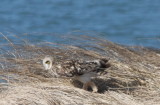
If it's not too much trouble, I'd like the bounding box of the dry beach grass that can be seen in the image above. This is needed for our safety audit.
[0,34,160,105]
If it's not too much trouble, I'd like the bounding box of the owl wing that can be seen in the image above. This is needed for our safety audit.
[64,58,110,77]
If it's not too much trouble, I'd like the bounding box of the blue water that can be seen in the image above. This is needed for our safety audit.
[0,0,160,48]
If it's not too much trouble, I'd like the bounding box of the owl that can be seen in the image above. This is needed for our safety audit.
[42,56,110,92]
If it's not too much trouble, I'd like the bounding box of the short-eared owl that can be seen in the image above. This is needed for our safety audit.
[43,56,110,92]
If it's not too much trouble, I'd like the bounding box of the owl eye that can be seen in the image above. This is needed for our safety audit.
[45,61,50,64]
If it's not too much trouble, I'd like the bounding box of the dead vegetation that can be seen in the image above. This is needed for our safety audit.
[0,34,160,105]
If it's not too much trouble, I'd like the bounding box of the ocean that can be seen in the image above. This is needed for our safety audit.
[0,0,160,48]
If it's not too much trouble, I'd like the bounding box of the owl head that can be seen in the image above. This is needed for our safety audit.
[42,56,53,70]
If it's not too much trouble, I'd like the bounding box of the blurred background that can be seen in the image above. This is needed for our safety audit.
[0,0,160,48]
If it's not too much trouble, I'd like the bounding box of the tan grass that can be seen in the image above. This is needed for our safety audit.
[0,33,160,105]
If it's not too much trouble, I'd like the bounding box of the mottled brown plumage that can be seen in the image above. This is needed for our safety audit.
[63,59,110,76]
[43,56,110,92]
